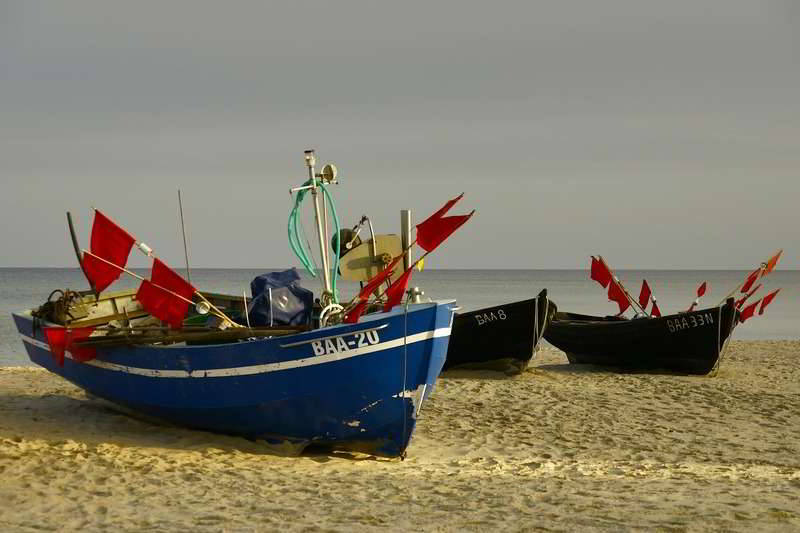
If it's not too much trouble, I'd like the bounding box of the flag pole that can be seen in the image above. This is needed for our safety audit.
[66,211,98,297]
[339,238,419,315]
[177,189,192,283]
[82,250,239,327]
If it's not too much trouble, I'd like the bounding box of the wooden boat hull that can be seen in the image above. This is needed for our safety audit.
[543,299,738,375]
[13,301,457,458]
[443,289,554,373]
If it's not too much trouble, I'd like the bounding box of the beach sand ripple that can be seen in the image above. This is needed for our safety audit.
[1,340,798,531]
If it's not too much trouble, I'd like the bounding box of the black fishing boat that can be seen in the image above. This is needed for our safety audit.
[443,289,555,373]
[544,298,739,375]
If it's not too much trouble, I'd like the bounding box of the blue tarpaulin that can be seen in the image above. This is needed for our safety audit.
[248,268,313,327]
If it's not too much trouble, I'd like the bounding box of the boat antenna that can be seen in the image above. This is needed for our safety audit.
[66,211,98,297]
[177,189,192,283]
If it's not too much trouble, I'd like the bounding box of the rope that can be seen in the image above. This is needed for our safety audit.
[401,293,410,459]
[288,178,341,303]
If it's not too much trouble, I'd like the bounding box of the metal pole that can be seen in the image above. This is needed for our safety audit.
[305,150,332,296]
[400,209,412,271]
[66,211,98,296]
[177,189,192,283]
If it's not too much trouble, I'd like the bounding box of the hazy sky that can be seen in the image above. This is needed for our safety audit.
[1,1,798,269]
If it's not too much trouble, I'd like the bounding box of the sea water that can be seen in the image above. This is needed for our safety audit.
[1,267,796,366]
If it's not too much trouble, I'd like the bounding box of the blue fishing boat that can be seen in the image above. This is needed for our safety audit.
[12,150,467,458]
[13,300,454,457]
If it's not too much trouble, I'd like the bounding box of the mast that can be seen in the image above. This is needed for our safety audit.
[177,189,192,283]
[305,150,332,298]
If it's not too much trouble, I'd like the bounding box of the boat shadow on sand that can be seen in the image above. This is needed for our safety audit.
[532,362,718,377]
[0,391,390,462]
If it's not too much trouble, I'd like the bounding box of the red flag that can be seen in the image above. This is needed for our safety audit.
[764,250,782,275]
[416,212,474,253]
[82,210,136,292]
[740,268,760,294]
[66,327,97,362]
[697,282,707,298]
[359,255,402,300]
[136,258,196,329]
[343,300,369,324]
[650,301,662,318]
[590,256,612,288]
[43,327,67,366]
[426,193,463,221]
[607,281,630,314]
[383,268,414,312]
[739,299,760,323]
[43,326,97,366]
[416,194,474,253]
[638,280,652,308]
[735,283,761,309]
[758,288,780,315]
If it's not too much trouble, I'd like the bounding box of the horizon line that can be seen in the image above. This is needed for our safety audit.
[1,266,798,272]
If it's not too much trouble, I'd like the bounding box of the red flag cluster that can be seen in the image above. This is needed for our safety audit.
[735,283,761,309]
[343,256,401,324]
[735,250,783,324]
[79,210,197,329]
[344,194,474,323]
[82,210,136,292]
[590,256,629,315]
[740,288,781,324]
[637,279,661,317]
[136,258,197,329]
[43,326,97,366]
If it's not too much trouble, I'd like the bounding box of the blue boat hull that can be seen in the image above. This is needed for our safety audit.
[14,301,456,457]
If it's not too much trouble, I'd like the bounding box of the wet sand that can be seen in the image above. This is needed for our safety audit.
[1,340,798,531]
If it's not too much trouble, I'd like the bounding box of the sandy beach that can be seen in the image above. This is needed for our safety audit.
[1,340,798,532]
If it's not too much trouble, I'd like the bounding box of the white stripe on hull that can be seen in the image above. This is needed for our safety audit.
[20,327,452,379]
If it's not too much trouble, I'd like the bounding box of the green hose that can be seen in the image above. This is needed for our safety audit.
[288,178,340,303]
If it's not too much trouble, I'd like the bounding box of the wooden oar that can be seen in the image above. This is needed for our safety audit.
[73,325,308,348]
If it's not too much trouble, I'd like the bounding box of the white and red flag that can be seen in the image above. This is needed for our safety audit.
[650,301,662,318]
[82,210,136,292]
